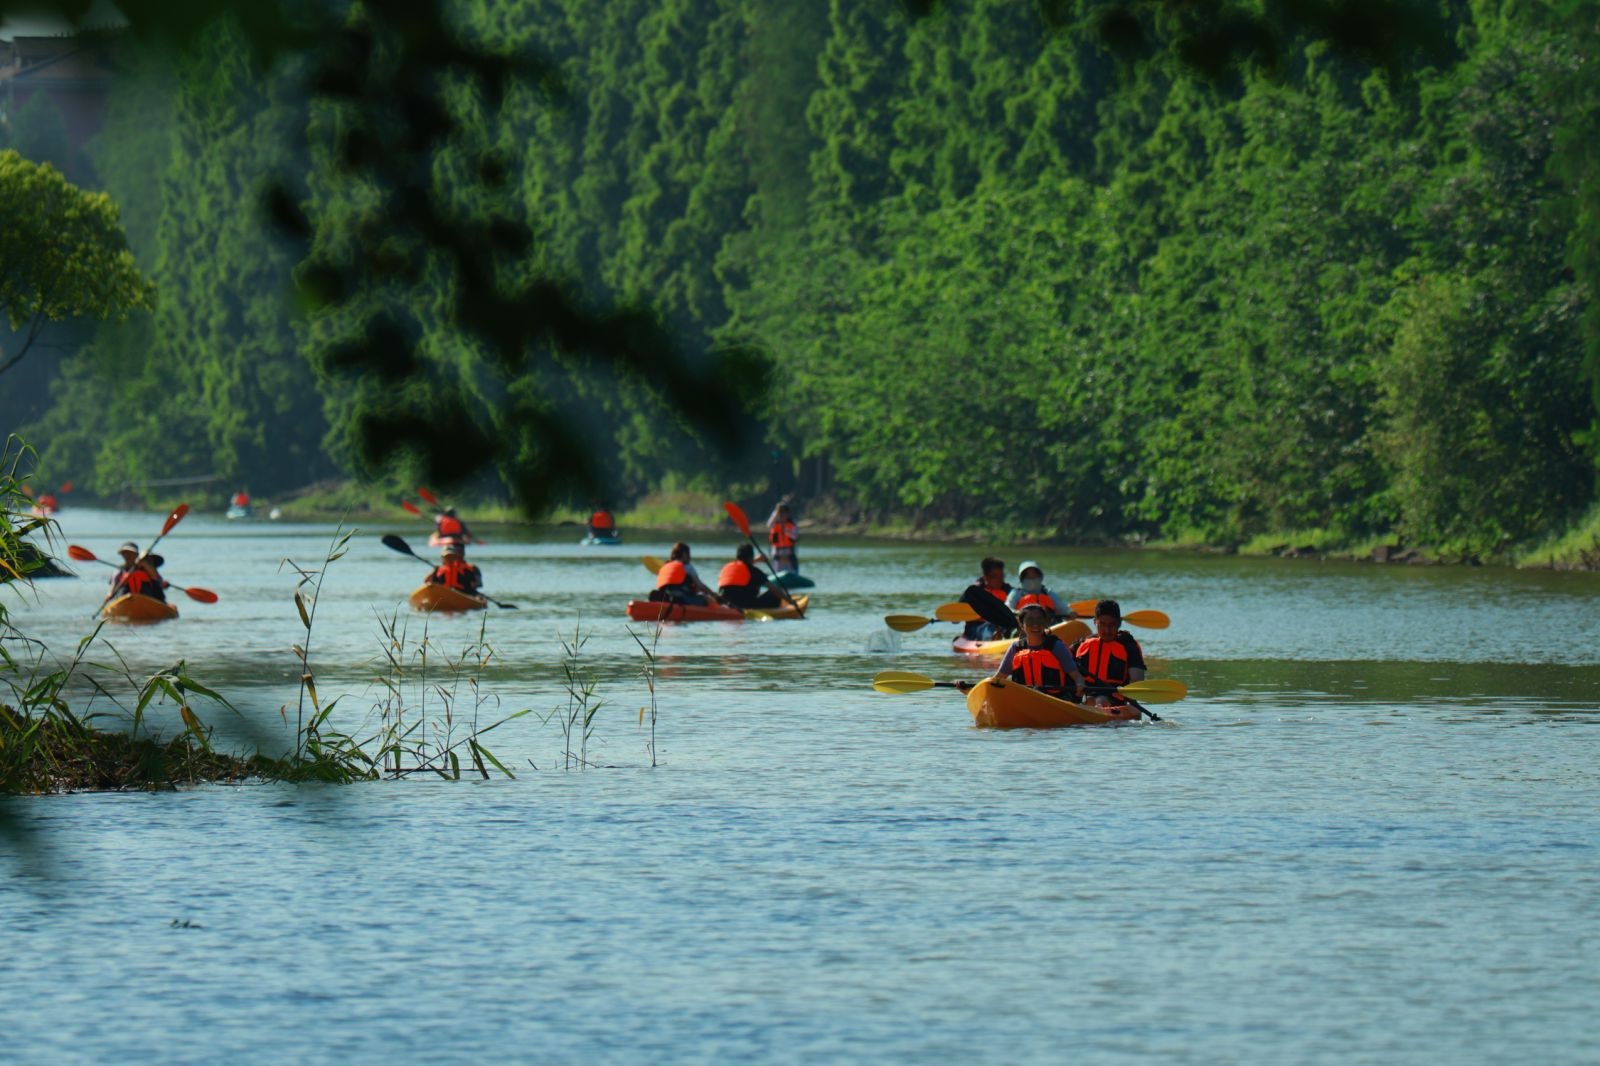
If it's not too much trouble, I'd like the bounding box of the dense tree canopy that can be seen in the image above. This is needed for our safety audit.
[6,0,1598,552]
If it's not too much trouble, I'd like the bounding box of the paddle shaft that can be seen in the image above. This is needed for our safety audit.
[381,534,516,609]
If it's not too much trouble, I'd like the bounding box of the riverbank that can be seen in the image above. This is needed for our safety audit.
[142,481,1600,571]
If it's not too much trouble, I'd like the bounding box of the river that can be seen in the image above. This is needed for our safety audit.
[3,507,1599,1063]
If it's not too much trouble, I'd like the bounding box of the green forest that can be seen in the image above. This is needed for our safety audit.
[3,0,1598,559]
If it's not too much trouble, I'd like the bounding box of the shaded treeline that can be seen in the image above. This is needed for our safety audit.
[4,0,1597,552]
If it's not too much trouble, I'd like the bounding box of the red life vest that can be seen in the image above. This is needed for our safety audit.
[1008,638,1072,696]
[1073,634,1137,685]
[432,559,477,590]
[1015,592,1055,613]
[590,511,615,530]
[232,492,250,507]
[437,515,464,537]
[121,569,153,596]
[718,560,754,589]
[986,585,1008,602]
[656,560,688,589]
[769,521,797,549]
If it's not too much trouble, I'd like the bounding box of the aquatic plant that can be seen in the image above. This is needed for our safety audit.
[627,620,665,768]
[552,624,602,770]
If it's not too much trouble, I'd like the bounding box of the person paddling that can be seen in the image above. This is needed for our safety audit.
[427,541,483,595]
[959,556,1014,641]
[650,542,720,606]
[588,506,616,540]
[717,543,784,609]
[434,507,474,545]
[1071,599,1147,707]
[1005,560,1072,621]
[959,602,1087,698]
[107,543,169,603]
[766,498,799,574]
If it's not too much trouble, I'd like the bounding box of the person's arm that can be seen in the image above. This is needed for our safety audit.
[1122,633,1147,682]
[1047,590,1072,617]
[1004,588,1022,610]
[1056,637,1088,697]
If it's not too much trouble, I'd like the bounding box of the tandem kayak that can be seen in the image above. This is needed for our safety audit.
[964,679,1139,729]
[581,533,622,546]
[772,570,814,589]
[409,584,488,612]
[625,594,810,623]
[952,619,1091,656]
[101,593,179,623]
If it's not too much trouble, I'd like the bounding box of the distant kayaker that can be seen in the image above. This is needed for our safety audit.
[959,556,1014,641]
[1005,560,1072,621]
[959,602,1087,698]
[1070,599,1146,707]
[108,544,169,603]
[650,542,720,606]
[766,499,799,574]
[434,507,473,545]
[717,543,783,609]
[427,541,483,594]
[588,507,616,539]
[231,490,250,508]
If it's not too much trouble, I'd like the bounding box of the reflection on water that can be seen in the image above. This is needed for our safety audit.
[2,510,1599,1062]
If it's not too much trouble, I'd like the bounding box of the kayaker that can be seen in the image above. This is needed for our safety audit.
[427,541,483,594]
[1070,599,1147,707]
[959,556,1015,641]
[959,602,1087,698]
[650,542,720,606]
[109,547,169,603]
[434,507,473,545]
[717,543,783,609]
[231,490,250,508]
[588,507,616,539]
[1004,560,1072,621]
[766,499,799,573]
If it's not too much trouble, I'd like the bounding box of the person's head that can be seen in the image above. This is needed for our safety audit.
[1016,602,1051,640]
[777,503,791,518]
[1017,560,1044,592]
[980,556,1006,587]
[1093,599,1121,639]
[118,541,139,563]
[142,553,164,572]
[444,507,457,518]
[669,541,691,562]
[442,542,464,561]
[735,543,754,563]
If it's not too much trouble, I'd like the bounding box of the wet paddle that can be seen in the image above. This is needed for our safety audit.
[143,503,190,562]
[66,545,219,603]
[723,501,804,619]
[1066,600,1171,629]
[380,534,518,609]
[871,670,1186,702]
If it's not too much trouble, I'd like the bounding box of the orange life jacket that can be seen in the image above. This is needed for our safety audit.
[1009,637,1072,696]
[656,560,689,589]
[590,511,614,530]
[121,569,153,596]
[437,515,464,537]
[432,559,478,590]
[718,560,754,589]
[232,492,249,506]
[769,521,797,549]
[1073,634,1138,686]
[1014,592,1055,613]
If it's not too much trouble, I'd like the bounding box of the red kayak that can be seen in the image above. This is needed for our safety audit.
[625,595,809,623]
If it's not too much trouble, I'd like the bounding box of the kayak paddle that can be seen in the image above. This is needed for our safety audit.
[884,602,981,632]
[1066,599,1170,629]
[871,670,1186,702]
[66,544,219,603]
[144,503,190,561]
[380,534,518,609]
[724,500,805,619]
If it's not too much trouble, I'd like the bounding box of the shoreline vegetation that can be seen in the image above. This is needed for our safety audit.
[120,480,1600,571]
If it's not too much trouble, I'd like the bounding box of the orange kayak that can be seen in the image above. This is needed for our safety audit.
[409,584,487,612]
[625,595,809,623]
[965,679,1140,728]
[101,593,179,623]
[953,619,1090,656]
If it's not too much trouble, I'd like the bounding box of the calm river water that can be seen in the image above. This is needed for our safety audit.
[4,508,1599,1063]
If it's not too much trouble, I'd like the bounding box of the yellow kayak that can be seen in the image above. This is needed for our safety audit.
[965,679,1139,729]
[409,584,488,612]
[101,593,179,623]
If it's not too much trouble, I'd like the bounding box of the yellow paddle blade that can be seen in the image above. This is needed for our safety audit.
[1119,679,1187,702]
[1069,598,1097,617]
[871,670,937,694]
[1123,609,1170,630]
[934,602,979,623]
[642,555,664,574]
[1050,619,1091,642]
[884,614,935,632]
